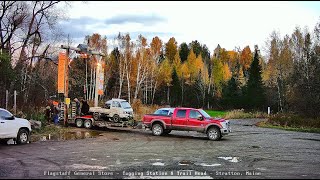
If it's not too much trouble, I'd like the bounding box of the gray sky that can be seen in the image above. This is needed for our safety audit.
[60,1,320,56]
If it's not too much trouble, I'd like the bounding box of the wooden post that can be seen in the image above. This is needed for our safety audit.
[64,48,69,126]
[94,55,100,107]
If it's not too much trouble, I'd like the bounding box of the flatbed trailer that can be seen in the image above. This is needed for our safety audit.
[67,114,135,129]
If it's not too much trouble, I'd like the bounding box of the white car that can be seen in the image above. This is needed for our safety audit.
[0,108,32,144]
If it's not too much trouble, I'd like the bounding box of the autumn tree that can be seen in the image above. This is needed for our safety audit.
[149,36,163,104]
[240,46,253,74]
[133,35,149,100]
[165,37,178,63]
[158,58,172,104]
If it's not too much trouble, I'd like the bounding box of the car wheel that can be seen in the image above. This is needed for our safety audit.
[17,129,29,144]
[84,119,93,129]
[93,112,100,121]
[152,123,163,136]
[76,119,83,128]
[207,127,221,141]
[113,114,120,123]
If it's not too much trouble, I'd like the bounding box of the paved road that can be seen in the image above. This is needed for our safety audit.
[0,119,320,179]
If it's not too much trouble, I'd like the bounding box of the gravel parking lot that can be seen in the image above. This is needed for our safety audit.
[0,119,319,179]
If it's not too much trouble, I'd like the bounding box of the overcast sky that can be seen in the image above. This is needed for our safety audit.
[60,1,320,56]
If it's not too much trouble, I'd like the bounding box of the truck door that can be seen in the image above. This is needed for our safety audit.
[110,101,121,117]
[187,110,206,132]
[171,109,188,130]
[0,109,17,138]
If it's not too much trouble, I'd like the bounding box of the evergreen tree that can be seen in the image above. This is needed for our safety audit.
[244,47,266,110]
[170,67,181,107]
[221,76,241,109]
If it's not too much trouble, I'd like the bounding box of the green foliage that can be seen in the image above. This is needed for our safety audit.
[244,49,266,110]
[221,76,242,109]
[170,67,181,106]
[205,110,227,118]
[179,42,189,62]
[0,51,15,88]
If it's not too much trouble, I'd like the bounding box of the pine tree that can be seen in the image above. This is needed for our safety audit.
[170,67,181,107]
[222,76,240,109]
[244,47,266,110]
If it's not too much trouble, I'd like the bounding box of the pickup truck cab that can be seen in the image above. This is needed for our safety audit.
[142,107,231,141]
[0,108,32,144]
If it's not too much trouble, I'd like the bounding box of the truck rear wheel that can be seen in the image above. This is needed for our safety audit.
[84,119,93,129]
[152,123,163,136]
[207,127,221,141]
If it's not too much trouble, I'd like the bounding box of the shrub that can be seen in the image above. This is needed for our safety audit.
[225,109,267,119]
[268,113,320,128]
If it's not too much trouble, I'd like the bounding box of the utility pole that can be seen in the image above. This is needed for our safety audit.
[64,47,70,126]
[60,44,105,118]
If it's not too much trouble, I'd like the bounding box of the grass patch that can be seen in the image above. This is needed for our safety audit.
[205,110,227,118]
[224,109,267,119]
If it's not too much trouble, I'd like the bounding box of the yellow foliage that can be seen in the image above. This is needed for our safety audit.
[159,58,172,86]
[222,63,232,81]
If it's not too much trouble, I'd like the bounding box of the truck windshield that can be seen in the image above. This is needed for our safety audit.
[199,109,211,118]
[121,102,132,109]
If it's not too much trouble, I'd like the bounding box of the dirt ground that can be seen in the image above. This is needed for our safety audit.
[0,119,319,179]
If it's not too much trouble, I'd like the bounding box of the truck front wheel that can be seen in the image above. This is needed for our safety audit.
[113,114,120,123]
[207,127,221,141]
[17,129,29,144]
[152,123,163,136]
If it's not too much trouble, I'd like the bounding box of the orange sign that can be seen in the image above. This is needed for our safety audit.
[58,52,66,93]
[98,63,104,95]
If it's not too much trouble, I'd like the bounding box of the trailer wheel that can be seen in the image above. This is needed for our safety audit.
[113,114,120,123]
[84,119,93,129]
[76,119,83,128]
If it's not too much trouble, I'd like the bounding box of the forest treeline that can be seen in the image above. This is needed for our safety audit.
[0,1,319,118]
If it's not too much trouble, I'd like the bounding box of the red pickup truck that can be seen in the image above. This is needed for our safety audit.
[142,107,231,141]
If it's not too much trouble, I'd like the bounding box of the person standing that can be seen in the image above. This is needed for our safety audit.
[74,98,81,116]
[81,99,90,115]
[45,106,51,124]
